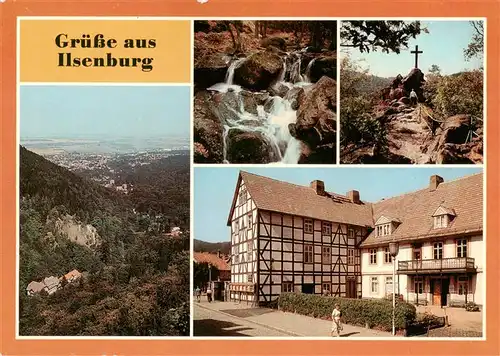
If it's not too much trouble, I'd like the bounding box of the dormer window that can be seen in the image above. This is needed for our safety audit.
[374,216,401,237]
[432,205,456,229]
[434,215,447,228]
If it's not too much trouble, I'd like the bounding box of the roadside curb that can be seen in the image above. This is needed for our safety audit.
[194,303,305,337]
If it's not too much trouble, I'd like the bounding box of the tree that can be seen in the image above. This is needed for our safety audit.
[340,21,426,53]
[464,21,484,61]
[428,64,441,75]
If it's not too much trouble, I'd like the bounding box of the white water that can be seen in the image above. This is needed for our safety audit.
[208,52,314,164]
[304,58,316,83]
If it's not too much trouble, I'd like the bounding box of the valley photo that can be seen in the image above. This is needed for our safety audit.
[18,86,190,336]
[339,20,484,164]
[193,20,337,164]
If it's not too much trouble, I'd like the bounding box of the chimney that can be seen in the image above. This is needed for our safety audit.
[347,190,360,204]
[310,180,325,196]
[429,175,444,191]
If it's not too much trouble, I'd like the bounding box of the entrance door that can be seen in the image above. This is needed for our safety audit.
[302,283,314,294]
[346,280,356,298]
[433,280,441,305]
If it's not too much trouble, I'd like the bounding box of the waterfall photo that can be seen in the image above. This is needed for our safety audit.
[339,20,484,164]
[193,21,337,164]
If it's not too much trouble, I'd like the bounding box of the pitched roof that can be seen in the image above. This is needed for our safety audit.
[193,252,230,271]
[360,173,483,247]
[229,171,374,227]
[43,276,60,288]
[26,281,45,292]
[64,269,81,280]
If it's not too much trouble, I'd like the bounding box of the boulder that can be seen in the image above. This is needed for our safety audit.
[284,87,305,110]
[193,91,224,163]
[194,53,230,90]
[298,143,336,164]
[391,74,403,88]
[233,50,284,90]
[402,68,425,101]
[442,114,471,144]
[269,83,290,98]
[291,76,336,147]
[260,36,287,51]
[389,88,405,100]
[226,129,275,163]
[398,96,410,105]
[309,56,336,82]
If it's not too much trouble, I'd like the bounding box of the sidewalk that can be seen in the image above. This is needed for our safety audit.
[195,299,391,337]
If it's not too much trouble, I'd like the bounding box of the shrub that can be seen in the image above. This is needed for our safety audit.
[278,293,416,331]
[465,302,480,312]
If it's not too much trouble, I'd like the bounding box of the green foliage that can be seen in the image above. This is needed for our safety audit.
[424,70,483,120]
[464,21,484,61]
[341,21,426,53]
[465,302,480,312]
[278,293,416,331]
[19,147,190,336]
[340,56,387,147]
[193,262,220,289]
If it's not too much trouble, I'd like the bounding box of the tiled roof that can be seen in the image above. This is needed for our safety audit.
[64,269,81,280]
[193,252,230,271]
[234,171,374,227]
[360,173,483,247]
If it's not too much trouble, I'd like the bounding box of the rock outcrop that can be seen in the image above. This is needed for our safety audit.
[234,49,284,90]
[193,91,224,163]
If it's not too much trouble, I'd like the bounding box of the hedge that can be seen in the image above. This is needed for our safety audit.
[278,293,416,332]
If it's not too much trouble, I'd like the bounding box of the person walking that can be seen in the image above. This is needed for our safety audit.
[409,89,418,106]
[195,286,201,302]
[206,285,213,303]
[331,303,343,337]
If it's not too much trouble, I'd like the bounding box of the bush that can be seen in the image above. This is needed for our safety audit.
[465,302,480,312]
[278,293,416,331]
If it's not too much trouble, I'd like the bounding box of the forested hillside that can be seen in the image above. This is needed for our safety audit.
[19,146,190,336]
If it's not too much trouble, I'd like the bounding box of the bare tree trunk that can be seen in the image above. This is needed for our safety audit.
[254,21,260,38]
[262,22,267,38]
[229,22,242,54]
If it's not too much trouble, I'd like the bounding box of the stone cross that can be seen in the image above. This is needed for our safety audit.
[411,45,423,69]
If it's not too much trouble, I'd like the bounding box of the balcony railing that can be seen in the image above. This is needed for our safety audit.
[398,257,476,273]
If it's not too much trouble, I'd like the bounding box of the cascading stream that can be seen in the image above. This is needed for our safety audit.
[207,51,314,164]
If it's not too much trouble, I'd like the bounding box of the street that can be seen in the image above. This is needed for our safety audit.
[193,303,292,337]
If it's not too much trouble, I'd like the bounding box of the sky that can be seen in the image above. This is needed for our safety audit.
[20,85,190,139]
[342,20,484,77]
[193,167,482,243]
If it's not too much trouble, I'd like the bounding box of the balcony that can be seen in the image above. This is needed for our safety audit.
[398,257,476,274]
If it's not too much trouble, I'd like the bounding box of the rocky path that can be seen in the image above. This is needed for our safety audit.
[385,105,433,164]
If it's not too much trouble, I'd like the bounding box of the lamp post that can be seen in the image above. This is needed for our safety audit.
[389,241,400,336]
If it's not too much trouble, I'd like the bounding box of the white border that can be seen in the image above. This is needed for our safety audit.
[15,16,487,343]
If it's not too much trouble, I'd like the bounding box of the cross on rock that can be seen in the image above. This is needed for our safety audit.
[411,45,423,69]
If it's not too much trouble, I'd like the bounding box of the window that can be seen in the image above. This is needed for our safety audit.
[370,277,379,294]
[384,247,392,264]
[376,224,391,236]
[414,277,424,294]
[247,274,253,283]
[457,239,467,258]
[322,222,332,235]
[385,276,393,294]
[234,254,239,264]
[434,215,447,228]
[322,283,331,293]
[433,242,443,259]
[370,249,377,265]
[282,282,293,293]
[239,189,247,205]
[234,220,239,234]
[248,214,253,229]
[304,244,314,263]
[241,216,246,228]
[348,228,355,239]
[458,276,469,295]
[413,245,422,260]
[322,246,331,264]
[247,242,253,260]
[304,219,313,233]
[347,249,355,265]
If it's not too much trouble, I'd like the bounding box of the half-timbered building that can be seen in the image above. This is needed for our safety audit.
[227,172,373,305]
[227,171,483,307]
